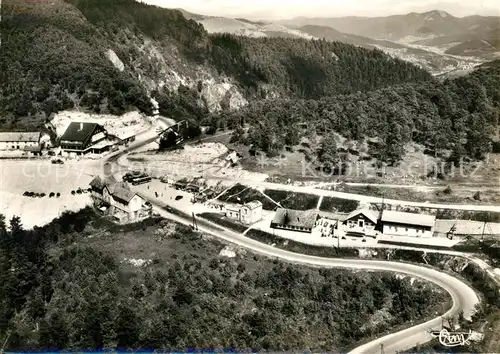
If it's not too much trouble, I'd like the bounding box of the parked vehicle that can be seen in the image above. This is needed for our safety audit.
[122,171,143,182]
[131,176,152,185]
[51,159,64,164]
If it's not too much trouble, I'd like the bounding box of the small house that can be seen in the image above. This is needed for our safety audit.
[240,201,263,225]
[344,208,378,237]
[225,200,263,225]
[89,176,152,224]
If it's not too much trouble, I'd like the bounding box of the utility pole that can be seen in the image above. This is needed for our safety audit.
[481,221,487,243]
[380,343,385,354]
[192,212,198,231]
[336,221,340,249]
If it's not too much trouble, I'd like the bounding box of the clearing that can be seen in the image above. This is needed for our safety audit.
[0,159,96,228]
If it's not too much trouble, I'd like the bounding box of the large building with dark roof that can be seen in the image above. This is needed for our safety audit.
[59,122,108,154]
[271,208,319,233]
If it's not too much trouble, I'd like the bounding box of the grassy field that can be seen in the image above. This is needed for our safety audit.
[264,189,319,210]
[217,184,278,210]
[320,196,359,213]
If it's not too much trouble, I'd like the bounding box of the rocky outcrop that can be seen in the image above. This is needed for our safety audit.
[106,49,125,72]
[201,79,248,112]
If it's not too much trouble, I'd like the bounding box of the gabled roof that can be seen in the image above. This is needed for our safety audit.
[90,176,104,189]
[112,187,138,204]
[346,208,378,224]
[106,181,130,195]
[243,200,262,210]
[272,208,319,229]
[60,122,102,144]
[381,210,436,228]
[90,175,118,190]
[0,132,40,142]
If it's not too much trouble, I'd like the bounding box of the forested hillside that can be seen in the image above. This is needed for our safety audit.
[211,60,500,165]
[0,210,447,351]
[0,0,431,130]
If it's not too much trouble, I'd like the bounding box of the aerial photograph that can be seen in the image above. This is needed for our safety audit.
[0,0,499,352]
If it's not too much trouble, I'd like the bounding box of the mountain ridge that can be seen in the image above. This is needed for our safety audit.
[0,0,432,130]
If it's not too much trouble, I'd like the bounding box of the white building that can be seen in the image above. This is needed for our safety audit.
[344,209,379,237]
[381,210,436,238]
[240,201,263,225]
[226,200,263,225]
[0,132,41,151]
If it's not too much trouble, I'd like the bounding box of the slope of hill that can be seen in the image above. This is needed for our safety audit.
[278,11,497,42]
[210,60,500,164]
[0,0,433,130]
[182,10,489,75]
[278,12,500,60]
[298,25,485,75]
[197,16,313,39]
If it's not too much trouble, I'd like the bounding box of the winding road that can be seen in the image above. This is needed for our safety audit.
[104,123,482,354]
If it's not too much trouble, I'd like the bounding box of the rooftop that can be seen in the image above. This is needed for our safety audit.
[0,132,40,143]
[112,187,137,204]
[381,210,436,228]
[243,200,263,210]
[90,175,118,190]
[346,208,378,224]
[272,208,319,229]
[60,122,102,143]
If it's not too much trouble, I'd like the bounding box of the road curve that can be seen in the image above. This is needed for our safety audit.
[148,201,479,354]
[110,128,481,354]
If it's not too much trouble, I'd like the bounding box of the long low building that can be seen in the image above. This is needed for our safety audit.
[381,210,436,238]
[0,132,41,151]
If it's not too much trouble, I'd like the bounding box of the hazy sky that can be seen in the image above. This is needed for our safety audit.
[140,0,499,19]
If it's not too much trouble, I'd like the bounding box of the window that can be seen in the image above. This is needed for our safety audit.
[405,228,408,232]
[395,227,398,232]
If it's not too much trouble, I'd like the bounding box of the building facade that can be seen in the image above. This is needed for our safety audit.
[344,209,378,237]
[381,210,436,238]
[60,122,108,154]
[225,201,263,225]
[90,176,152,224]
[0,132,41,151]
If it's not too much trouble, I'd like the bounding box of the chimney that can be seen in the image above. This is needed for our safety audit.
[79,122,83,131]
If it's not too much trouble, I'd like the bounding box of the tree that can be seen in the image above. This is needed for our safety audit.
[319,134,338,166]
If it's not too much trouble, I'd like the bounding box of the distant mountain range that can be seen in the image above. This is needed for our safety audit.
[177,9,498,75]
[277,11,500,57]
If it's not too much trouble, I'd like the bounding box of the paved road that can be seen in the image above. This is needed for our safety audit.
[111,128,481,354]
[145,197,479,354]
